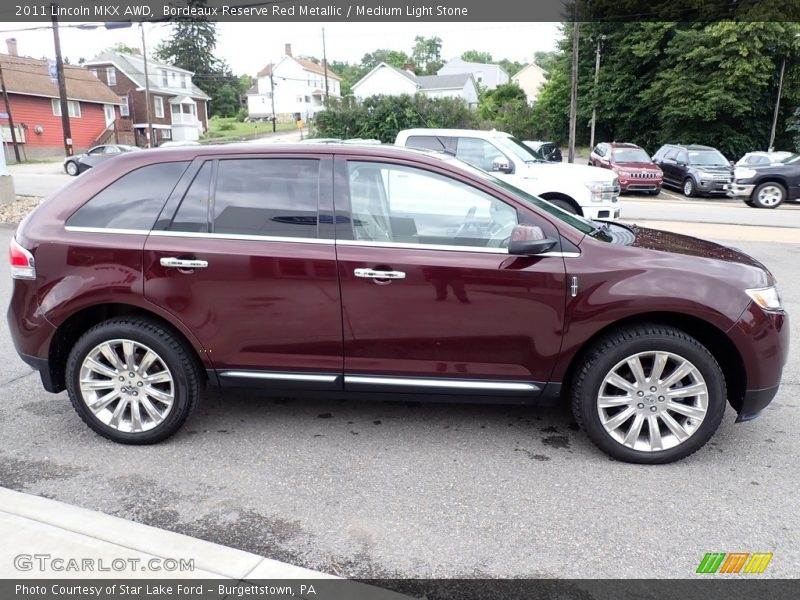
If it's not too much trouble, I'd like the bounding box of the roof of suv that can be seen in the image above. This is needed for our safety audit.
[661,143,718,152]
[608,142,642,149]
[397,128,513,140]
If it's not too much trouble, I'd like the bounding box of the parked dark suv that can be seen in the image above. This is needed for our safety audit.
[652,144,733,197]
[7,144,788,463]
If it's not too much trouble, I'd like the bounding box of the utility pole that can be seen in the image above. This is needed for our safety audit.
[0,61,21,162]
[140,23,154,147]
[322,27,330,100]
[568,21,580,163]
[589,36,603,152]
[269,63,276,132]
[51,5,73,157]
[768,57,786,151]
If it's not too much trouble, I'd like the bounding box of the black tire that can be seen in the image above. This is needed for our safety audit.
[66,317,202,444]
[682,178,696,197]
[752,181,786,209]
[65,161,79,176]
[570,325,726,464]
[549,198,579,214]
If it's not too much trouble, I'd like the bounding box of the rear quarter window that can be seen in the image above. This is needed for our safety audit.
[67,161,189,230]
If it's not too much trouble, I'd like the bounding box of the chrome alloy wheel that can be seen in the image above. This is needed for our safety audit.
[596,351,708,452]
[78,339,174,433]
[756,184,784,207]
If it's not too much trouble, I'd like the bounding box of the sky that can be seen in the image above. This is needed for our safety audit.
[0,21,562,75]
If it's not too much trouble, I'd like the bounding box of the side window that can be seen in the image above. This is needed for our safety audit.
[663,148,678,161]
[87,147,104,156]
[169,162,212,233]
[67,162,189,230]
[103,146,121,155]
[212,158,319,238]
[347,162,518,248]
[405,135,456,153]
[676,151,688,164]
[455,137,507,171]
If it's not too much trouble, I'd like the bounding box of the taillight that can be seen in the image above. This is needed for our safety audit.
[9,238,35,280]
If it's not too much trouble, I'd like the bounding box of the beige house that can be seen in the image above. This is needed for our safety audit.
[512,63,548,104]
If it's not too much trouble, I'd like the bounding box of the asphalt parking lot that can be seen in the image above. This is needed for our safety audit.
[0,216,797,578]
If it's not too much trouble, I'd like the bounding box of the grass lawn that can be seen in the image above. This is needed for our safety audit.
[203,117,297,142]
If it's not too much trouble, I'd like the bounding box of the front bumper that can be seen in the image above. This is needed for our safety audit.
[582,202,620,221]
[696,179,731,194]
[727,183,755,198]
[620,179,662,192]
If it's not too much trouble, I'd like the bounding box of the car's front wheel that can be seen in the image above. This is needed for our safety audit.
[549,198,579,214]
[66,318,202,444]
[571,325,726,464]
[65,161,79,176]
[752,182,786,209]
[683,178,696,197]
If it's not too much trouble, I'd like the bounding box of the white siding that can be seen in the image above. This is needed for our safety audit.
[352,66,417,99]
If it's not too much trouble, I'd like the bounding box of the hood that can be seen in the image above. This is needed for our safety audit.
[520,162,616,181]
[689,164,732,173]
[614,161,661,172]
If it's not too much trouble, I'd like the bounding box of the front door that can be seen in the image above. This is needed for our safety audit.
[334,157,567,397]
[143,154,343,389]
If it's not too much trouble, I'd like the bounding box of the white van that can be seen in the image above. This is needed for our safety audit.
[395,128,621,220]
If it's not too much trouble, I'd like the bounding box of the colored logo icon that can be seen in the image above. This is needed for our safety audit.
[696,552,773,574]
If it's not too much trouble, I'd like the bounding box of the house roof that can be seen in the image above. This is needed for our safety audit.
[84,51,210,100]
[257,56,341,80]
[438,58,509,79]
[0,53,121,104]
[355,63,474,92]
[512,62,548,79]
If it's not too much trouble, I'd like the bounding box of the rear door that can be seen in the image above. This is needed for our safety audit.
[333,155,567,397]
[143,153,343,389]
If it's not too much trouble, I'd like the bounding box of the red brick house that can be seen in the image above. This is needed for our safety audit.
[0,41,123,159]
[85,51,209,147]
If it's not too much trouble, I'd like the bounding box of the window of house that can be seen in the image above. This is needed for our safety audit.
[154,96,164,118]
[346,162,517,248]
[296,96,303,103]
[212,159,320,238]
[119,96,129,117]
[90,68,98,79]
[67,162,190,230]
[51,99,81,118]
[106,67,116,86]
[161,70,168,86]
[181,74,187,89]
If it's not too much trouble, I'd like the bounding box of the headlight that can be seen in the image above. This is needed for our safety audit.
[734,168,757,180]
[585,179,619,202]
[746,286,783,311]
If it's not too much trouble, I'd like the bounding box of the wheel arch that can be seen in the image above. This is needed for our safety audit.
[46,303,207,393]
[538,192,583,215]
[561,312,746,413]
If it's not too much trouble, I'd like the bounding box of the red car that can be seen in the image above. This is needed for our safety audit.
[7,144,789,463]
[590,142,663,194]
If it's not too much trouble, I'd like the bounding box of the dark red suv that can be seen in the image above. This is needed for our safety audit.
[7,144,789,463]
[590,142,663,194]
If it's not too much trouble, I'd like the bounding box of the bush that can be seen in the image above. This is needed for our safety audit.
[217,120,235,132]
[236,108,249,122]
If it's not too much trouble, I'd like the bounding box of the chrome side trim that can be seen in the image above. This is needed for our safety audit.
[345,375,539,392]
[219,371,339,383]
[149,230,335,245]
[337,239,579,257]
[65,226,149,236]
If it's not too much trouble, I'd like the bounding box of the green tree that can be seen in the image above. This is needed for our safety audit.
[213,83,238,118]
[461,50,493,63]
[498,59,525,78]
[411,36,443,75]
[104,42,139,55]
[478,82,527,120]
[360,49,411,71]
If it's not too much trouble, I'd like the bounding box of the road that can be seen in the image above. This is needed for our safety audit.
[0,224,797,578]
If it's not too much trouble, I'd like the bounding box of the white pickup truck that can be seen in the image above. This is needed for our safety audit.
[395,128,621,220]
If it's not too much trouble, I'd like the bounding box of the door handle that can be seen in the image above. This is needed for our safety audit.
[160,257,208,269]
[354,268,406,280]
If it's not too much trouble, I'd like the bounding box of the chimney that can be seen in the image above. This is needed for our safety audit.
[404,63,415,74]
[284,43,292,57]
[6,38,18,56]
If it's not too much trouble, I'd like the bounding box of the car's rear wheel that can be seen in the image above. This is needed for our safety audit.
[683,178,696,197]
[571,325,726,464]
[649,189,661,196]
[65,161,79,176]
[752,182,786,209]
[66,318,201,444]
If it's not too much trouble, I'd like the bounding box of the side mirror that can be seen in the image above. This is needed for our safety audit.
[508,225,557,256]
[491,159,513,174]
[676,161,686,167]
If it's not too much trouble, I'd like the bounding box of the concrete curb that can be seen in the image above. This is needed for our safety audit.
[0,487,336,580]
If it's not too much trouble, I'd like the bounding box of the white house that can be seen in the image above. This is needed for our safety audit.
[512,63,548,104]
[248,44,341,122]
[437,58,509,90]
[352,63,479,106]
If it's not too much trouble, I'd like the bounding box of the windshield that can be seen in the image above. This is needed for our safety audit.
[496,135,546,164]
[442,156,612,241]
[688,150,728,166]
[781,154,800,164]
[613,148,650,163]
